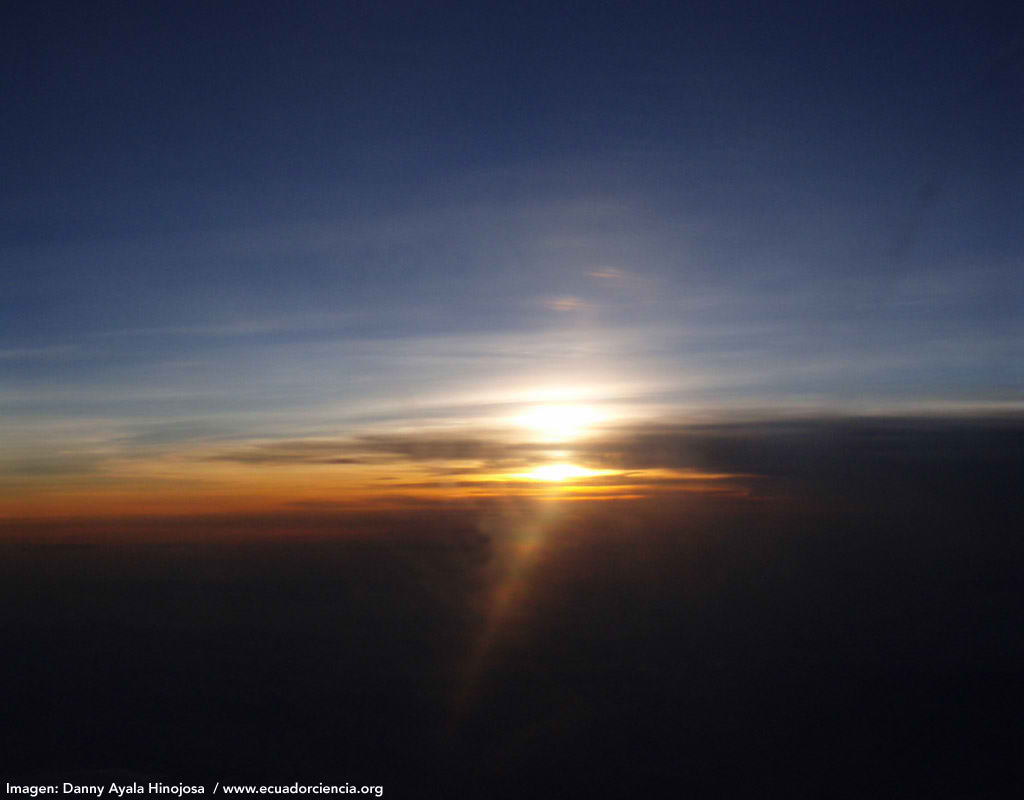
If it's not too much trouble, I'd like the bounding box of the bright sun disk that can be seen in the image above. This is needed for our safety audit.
[515,404,606,441]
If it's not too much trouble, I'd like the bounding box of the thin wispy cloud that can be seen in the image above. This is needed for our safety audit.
[0,345,78,361]
[542,296,590,312]
[88,312,356,339]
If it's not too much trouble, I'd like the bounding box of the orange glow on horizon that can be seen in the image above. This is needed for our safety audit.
[518,463,607,481]
[0,425,748,520]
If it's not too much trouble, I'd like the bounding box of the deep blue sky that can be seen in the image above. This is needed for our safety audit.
[2,1,1022,484]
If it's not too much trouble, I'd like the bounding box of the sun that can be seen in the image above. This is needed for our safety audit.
[521,464,603,482]
[515,404,605,441]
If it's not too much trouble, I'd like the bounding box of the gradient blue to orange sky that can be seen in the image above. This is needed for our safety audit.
[3,1,1021,518]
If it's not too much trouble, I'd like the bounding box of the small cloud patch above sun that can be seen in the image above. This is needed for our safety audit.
[543,296,587,312]
[588,267,625,280]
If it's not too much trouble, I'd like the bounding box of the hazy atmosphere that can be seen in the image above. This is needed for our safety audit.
[3,1,1021,796]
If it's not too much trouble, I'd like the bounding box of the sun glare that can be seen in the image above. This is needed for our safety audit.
[516,404,605,441]
[522,464,603,482]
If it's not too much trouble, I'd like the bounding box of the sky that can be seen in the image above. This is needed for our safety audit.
[3,4,1024,793]
[2,0,1022,517]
